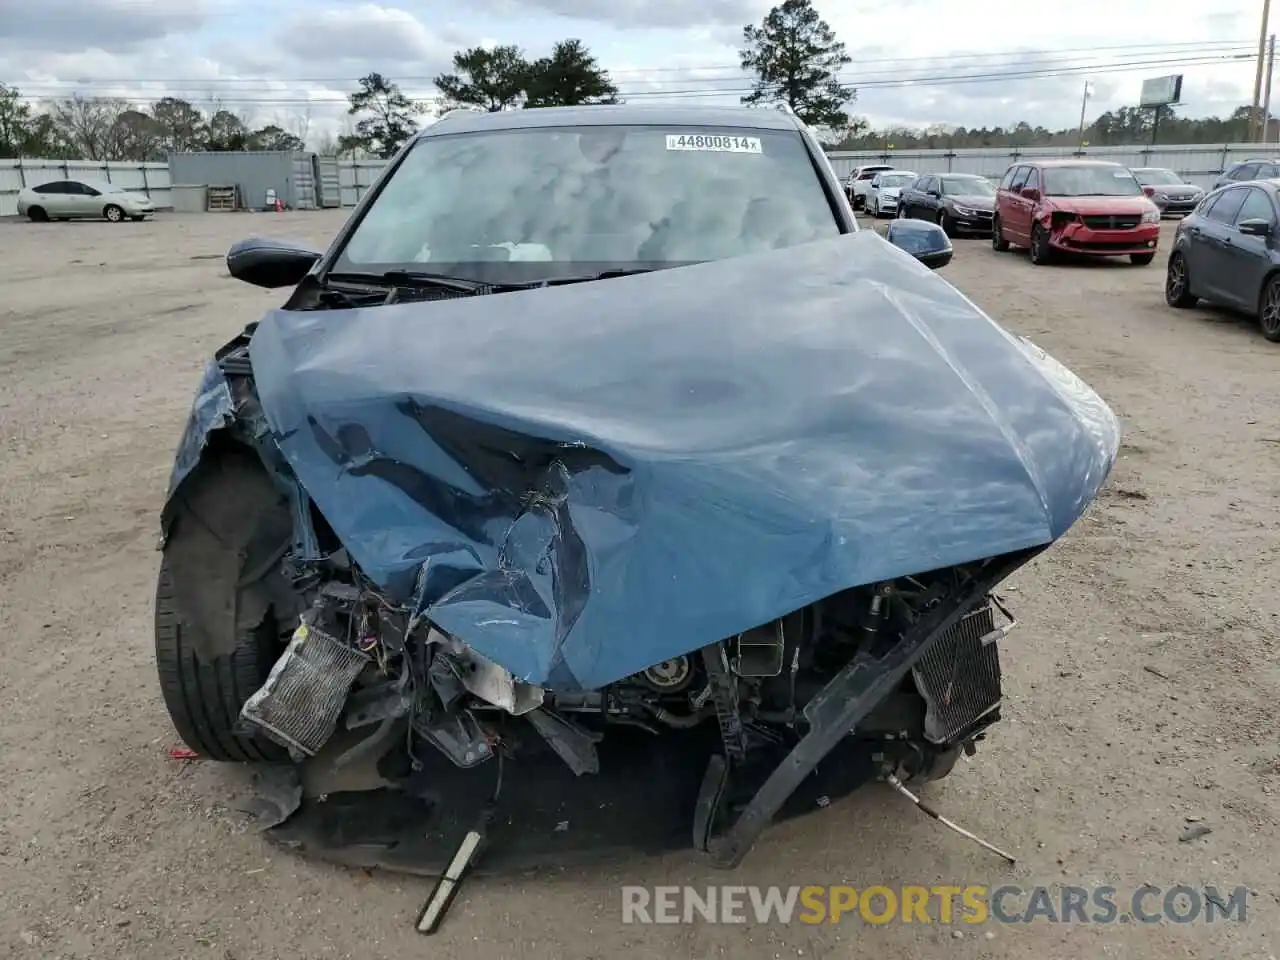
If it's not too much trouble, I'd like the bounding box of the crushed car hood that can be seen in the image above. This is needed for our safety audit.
[197,232,1118,691]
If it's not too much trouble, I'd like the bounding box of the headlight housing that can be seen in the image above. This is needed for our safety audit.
[1154,192,1169,202]
[953,205,978,216]
[1141,207,1160,223]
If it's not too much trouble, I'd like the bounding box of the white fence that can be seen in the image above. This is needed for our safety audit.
[6,141,1280,217]
[825,142,1280,190]
[0,159,171,216]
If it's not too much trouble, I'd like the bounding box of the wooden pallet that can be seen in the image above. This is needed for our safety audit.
[207,185,237,212]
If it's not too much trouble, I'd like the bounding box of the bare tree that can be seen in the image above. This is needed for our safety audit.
[313,130,341,156]
[47,95,129,160]
[286,105,312,149]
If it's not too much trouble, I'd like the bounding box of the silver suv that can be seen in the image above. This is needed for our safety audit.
[1213,158,1280,190]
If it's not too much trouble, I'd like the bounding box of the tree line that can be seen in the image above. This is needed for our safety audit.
[832,105,1266,151]
[0,0,1268,163]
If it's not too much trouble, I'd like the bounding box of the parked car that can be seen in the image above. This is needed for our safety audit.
[991,160,1161,266]
[1165,179,1280,341]
[845,164,896,209]
[866,171,917,217]
[16,179,156,222]
[147,103,1120,877]
[898,173,997,235]
[1211,158,1280,191]
[1131,167,1204,217]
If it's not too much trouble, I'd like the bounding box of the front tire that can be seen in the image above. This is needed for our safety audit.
[104,204,125,222]
[1029,223,1053,264]
[991,216,1010,251]
[937,210,953,237]
[27,205,49,222]
[1165,252,1197,307]
[154,555,288,762]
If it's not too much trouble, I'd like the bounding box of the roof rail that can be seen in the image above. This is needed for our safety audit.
[437,105,488,121]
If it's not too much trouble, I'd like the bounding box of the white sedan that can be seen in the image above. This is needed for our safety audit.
[866,171,918,218]
[17,179,157,223]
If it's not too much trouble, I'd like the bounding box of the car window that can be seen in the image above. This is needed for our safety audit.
[1231,163,1260,181]
[337,124,844,283]
[1257,163,1280,179]
[917,176,934,193]
[1234,187,1275,225]
[942,177,995,196]
[1007,167,1029,192]
[33,181,67,194]
[1204,188,1247,224]
[1024,168,1042,191]
[1133,168,1183,186]
[1042,165,1142,197]
[69,182,96,196]
[998,167,1017,190]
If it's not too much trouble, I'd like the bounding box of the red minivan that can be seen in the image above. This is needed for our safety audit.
[991,160,1162,265]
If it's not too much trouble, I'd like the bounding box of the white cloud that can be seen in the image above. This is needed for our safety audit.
[0,0,1268,146]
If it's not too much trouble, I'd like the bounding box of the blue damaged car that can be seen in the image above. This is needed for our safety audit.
[155,103,1118,874]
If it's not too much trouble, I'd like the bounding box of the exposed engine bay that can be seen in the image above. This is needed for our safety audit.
[157,232,1120,890]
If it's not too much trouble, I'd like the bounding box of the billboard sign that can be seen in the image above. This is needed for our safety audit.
[1139,74,1183,107]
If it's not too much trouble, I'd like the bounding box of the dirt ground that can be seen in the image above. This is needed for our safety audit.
[0,210,1277,960]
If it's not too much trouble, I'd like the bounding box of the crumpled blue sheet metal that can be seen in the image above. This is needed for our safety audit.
[181,232,1118,691]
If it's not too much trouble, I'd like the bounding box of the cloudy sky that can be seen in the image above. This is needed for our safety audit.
[0,0,1267,142]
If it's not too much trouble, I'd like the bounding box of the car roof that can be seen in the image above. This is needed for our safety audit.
[420,103,802,137]
[1023,159,1128,168]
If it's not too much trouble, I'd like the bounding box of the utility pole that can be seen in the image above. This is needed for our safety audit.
[1252,0,1273,140]
[1076,80,1092,151]
[1265,33,1277,141]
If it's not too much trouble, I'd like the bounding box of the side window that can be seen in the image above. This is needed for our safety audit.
[1230,163,1259,182]
[918,176,934,193]
[1257,163,1280,179]
[998,167,1017,190]
[1234,187,1275,225]
[73,182,99,196]
[1007,166,1030,192]
[33,181,66,194]
[1205,188,1247,224]
[1023,168,1041,191]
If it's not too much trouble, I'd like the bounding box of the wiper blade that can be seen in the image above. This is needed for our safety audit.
[540,267,660,287]
[326,270,491,294]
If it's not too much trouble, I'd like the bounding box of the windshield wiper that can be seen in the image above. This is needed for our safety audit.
[539,267,661,286]
[326,269,494,293]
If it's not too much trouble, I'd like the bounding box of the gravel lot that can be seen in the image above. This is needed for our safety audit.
[1,211,1277,960]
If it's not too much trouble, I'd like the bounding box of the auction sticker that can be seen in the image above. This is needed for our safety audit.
[665,133,763,153]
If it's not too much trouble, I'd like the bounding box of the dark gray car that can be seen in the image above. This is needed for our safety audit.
[1211,158,1280,191]
[897,173,996,236]
[1131,167,1204,217]
[1165,178,1280,341]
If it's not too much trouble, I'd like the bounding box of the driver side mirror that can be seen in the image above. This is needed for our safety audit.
[227,236,322,288]
[1020,186,1041,201]
[1238,218,1273,237]
[883,219,954,270]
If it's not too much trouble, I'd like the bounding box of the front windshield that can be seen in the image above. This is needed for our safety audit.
[941,177,995,196]
[1042,166,1143,197]
[878,173,915,188]
[1133,168,1182,186]
[336,124,842,282]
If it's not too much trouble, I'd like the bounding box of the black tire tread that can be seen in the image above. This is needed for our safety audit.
[154,557,285,762]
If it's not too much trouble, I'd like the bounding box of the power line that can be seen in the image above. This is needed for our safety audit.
[10,50,1255,107]
[3,38,1256,90]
